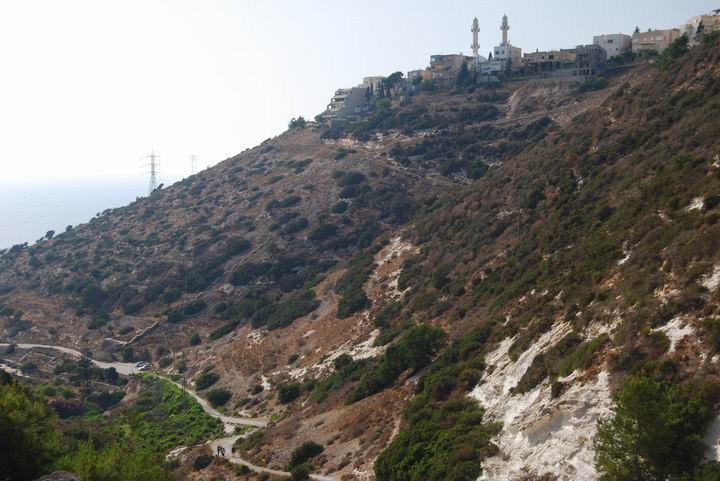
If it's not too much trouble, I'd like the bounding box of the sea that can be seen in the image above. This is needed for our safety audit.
[0,177,177,250]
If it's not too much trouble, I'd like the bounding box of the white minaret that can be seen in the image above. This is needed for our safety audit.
[501,14,510,46]
[471,17,481,57]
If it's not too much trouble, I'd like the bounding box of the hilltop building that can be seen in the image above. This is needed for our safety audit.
[632,28,682,54]
[521,45,606,82]
[322,75,412,125]
[480,14,523,79]
[593,34,632,59]
[522,49,577,77]
[683,10,720,43]
[324,87,369,124]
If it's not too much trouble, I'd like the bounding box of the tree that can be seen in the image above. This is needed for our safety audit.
[695,21,705,43]
[634,26,640,34]
[385,71,405,97]
[594,375,714,481]
[45,230,55,240]
[657,34,689,69]
[0,383,61,481]
[457,61,473,87]
[288,117,307,129]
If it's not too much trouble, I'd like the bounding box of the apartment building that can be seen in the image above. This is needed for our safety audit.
[593,34,632,59]
[632,28,682,54]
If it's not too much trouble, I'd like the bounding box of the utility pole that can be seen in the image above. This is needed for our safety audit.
[190,154,198,175]
[146,151,159,196]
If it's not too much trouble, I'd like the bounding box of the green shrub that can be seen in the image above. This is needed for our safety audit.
[375,399,498,481]
[337,171,366,187]
[183,299,207,316]
[558,334,609,376]
[348,325,447,403]
[291,464,310,481]
[331,201,348,214]
[288,441,324,469]
[209,321,240,341]
[193,453,213,470]
[337,290,369,318]
[278,383,302,404]
[224,237,252,257]
[206,388,232,407]
[251,290,320,330]
[195,371,220,390]
[308,224,339,242]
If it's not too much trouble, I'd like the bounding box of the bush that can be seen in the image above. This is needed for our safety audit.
[251,290,320,330]
[337,290,369,319]
[288,441,324,469]
[291,464,310,481]
[209,321,240,341]
[183,299,207,317]
[348,325,447,402]
[280,217,310,236]
[336,171,366,187]
[195,371,220,390]
[278,383,302,404]
[193,453,214,470]
[331,201,348,214]
[308,224,339,242]
[375,399,498,481]
[224,237,252,257]
[189,332,201,346]
[206,388,232,407]
[558,334,608,376]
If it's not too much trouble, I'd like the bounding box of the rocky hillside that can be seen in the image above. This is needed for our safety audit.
[3,34,720,481]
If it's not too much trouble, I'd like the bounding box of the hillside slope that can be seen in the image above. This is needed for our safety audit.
[3,35,720,481]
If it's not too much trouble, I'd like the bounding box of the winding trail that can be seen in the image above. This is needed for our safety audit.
[0,343,336,480]
[209,435,337,481]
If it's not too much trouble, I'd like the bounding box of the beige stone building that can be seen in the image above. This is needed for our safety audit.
[632,28,682,54]
[593,34,632,59]
[683,11,720,43]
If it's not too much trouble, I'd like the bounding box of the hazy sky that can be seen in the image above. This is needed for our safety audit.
[0,0,716,181]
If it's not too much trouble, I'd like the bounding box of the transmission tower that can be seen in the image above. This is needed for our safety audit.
[190,154,198,175]
[146,151,160,195]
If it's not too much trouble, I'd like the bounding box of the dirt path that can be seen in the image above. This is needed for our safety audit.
[209,435,337,481]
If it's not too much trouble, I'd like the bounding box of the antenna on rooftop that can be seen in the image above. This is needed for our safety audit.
[146,151,159,196]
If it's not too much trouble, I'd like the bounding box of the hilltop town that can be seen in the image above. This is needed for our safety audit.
[322,8,720,124]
